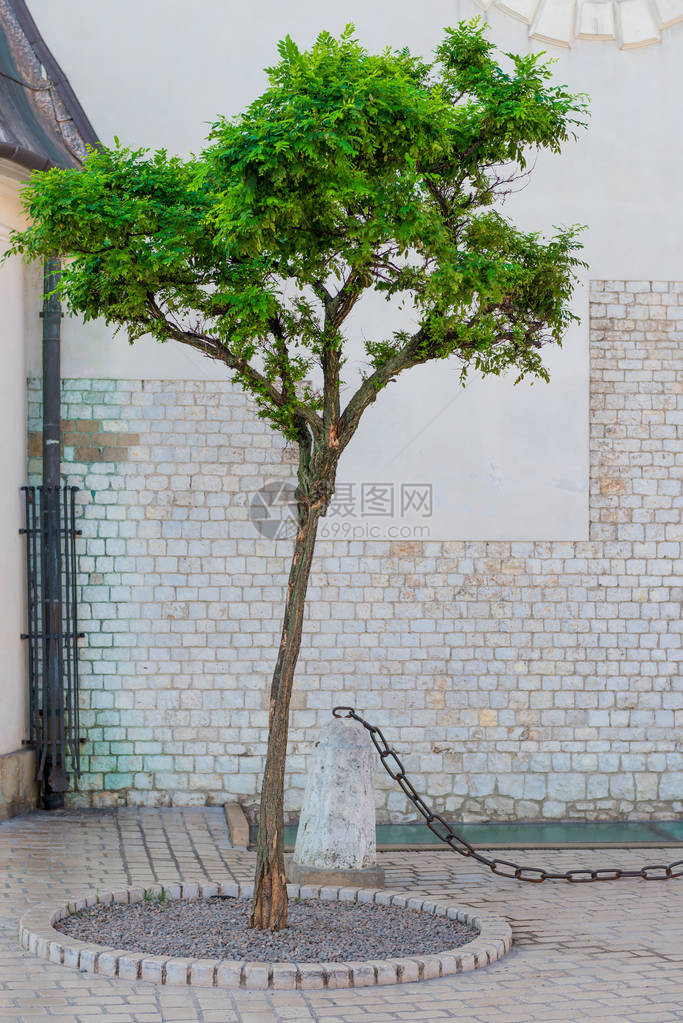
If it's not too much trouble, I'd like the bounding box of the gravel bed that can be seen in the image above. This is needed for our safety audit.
[56,896,478,962]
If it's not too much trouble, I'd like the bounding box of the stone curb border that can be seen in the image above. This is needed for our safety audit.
[19,881,511,989]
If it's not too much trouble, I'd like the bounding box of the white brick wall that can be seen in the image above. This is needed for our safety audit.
[28,280,682,820]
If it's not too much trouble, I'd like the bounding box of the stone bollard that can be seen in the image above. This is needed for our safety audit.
[289,715,385,888]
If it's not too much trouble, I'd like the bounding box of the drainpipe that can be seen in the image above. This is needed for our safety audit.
[41,255,66,810]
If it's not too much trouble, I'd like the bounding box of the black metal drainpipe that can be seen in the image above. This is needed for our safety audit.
[41,255,66,810]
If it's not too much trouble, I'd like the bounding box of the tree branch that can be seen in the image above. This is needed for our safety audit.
[337,327,427,451]
[145,296,324,438]
[311,279,335,316]
[320,267,370,444]
[338,299,549,451]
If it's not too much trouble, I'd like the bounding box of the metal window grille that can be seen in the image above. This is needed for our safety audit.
[21,485,82,785]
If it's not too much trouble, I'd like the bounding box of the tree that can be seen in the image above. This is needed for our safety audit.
[7,20,588,930]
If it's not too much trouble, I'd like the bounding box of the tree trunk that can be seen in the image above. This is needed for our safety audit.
[250,506,321,930]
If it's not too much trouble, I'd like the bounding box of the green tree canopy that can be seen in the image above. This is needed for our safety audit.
[8,20,587,455]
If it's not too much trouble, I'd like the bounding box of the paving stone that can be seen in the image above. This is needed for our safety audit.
[215,960,243,988]
[270,963,297,990]
[320,963,351,989]
[164,958,192,986]
[296,963,325,989]
[188,959,216,987]
[347,961,376,986]
[140,956,166,983]
[241,962,269,989]
[1,804,682,1021]
[117,953,143,981]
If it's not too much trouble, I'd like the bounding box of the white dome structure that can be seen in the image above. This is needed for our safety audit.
[476,0,683,47]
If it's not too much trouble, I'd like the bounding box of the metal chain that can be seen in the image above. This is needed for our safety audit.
[332,706,683,883]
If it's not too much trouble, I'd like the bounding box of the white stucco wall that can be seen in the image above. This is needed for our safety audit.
[23,0,683,540]
[0,162,29,755]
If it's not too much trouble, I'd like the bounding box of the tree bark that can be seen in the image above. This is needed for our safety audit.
[250,505,321,930]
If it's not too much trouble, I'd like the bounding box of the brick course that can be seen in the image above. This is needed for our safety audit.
[27,281,682,820]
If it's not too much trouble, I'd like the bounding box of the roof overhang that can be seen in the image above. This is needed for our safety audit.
[0,0,98,172]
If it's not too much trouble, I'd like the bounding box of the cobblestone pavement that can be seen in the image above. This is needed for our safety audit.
[1,808,682,1023]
